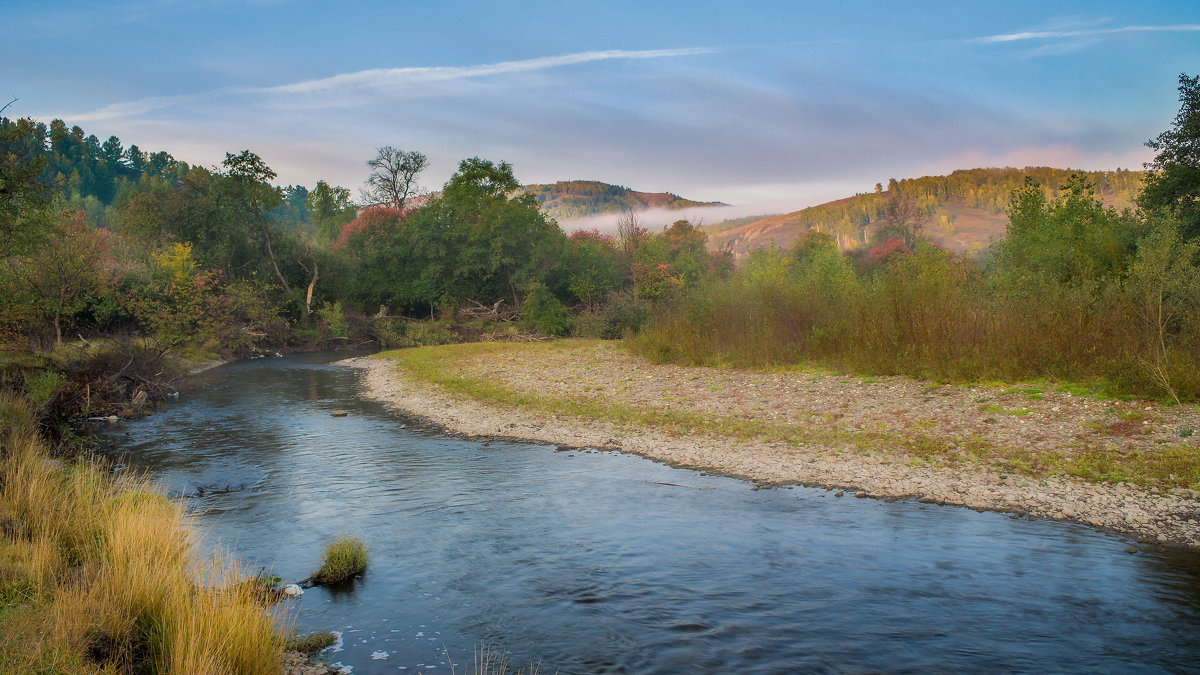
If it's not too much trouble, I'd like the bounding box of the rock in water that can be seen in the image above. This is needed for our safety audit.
[331,410,349,417]
[282,583,304,597]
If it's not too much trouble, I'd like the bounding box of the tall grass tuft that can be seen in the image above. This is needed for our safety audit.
[0,389,286,673]
[312,535,368,585]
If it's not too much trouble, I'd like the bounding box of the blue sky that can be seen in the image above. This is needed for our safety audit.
[4,1,1199,217]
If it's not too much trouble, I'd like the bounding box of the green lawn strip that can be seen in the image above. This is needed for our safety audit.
[381,343,1200,491]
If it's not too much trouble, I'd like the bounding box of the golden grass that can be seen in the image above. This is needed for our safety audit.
[0,389,286,673]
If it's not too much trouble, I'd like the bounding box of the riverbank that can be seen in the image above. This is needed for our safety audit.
[341,339,1200,549]
[0,390,289,672]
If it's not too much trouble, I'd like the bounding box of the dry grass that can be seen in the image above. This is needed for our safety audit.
[0,389,286,673]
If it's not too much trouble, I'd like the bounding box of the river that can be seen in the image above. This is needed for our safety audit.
[98,353,1200,673]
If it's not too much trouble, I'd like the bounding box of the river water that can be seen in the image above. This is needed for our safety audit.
[98,353,1200,673]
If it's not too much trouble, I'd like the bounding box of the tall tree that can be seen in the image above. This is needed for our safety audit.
[307,180,356,243]
[1139,73,1200,241]
[362,146,427,210]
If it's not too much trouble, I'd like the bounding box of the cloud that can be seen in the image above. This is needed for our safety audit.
[56,47,717,122]
[973,23,1200,44]
[257,48,717,96]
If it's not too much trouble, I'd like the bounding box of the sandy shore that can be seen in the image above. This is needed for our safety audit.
[338,343,1200,549]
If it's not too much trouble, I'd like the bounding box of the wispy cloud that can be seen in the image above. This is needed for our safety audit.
[57,48,717,123]
[974,23,1200,44]
[259,48,717,96]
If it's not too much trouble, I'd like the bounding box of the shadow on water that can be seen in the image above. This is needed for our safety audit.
[98,353,1200,674]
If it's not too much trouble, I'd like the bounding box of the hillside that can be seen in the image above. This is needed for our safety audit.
[708,167,1144,258]
[523,180,726,220]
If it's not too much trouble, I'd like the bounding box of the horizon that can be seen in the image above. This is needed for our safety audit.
[4,1,1197,216]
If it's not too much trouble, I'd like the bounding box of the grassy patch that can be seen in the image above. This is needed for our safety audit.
[286,631,339,654]
[312,536,367,585]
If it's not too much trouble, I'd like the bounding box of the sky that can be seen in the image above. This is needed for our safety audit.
[4,0,1199,220]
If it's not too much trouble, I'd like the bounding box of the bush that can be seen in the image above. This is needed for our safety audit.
[375,319,460,348]
[521,284,570,336]
[315,300,350,339]
[312,536,367,585]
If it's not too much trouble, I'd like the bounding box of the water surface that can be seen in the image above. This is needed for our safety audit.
[99,354,1200,673]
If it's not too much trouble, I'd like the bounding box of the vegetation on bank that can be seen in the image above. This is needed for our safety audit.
[381,340,1200,490]
[0,391,286,672]
[637,75,1200,404]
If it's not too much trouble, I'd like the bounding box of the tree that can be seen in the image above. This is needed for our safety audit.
[1139,73,1200,241]
[0,115,54,256]
[362,146,427,210]
[1,211,110,346]
[307,180,356,243]
[999,174,1139,285]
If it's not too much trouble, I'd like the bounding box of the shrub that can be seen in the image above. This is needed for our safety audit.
[521,284,570,336]
[375,319,460,348]
[312,536,367,585]
[315,300,351,339]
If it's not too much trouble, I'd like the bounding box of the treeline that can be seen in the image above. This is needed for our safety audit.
[635,75,1200,402]
[0,120,730,357]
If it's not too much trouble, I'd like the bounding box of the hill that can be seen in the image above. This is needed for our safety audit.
[523,180,726,221]
[707,167,1144,258]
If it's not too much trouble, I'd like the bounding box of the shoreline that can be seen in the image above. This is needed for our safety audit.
[338,347,1200,550]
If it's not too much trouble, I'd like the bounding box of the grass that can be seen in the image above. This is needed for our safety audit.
[286,631,339,654]
[0,389,287,673]
[382,340,1200,491]
[312,535,367,585]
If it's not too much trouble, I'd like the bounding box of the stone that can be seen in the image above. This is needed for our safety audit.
[282,583,303,597]
[855,491,868,498]
[330,410,349,417]
[834,490,845,497]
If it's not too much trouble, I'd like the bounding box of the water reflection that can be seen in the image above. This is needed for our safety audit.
[100,353,1200,674]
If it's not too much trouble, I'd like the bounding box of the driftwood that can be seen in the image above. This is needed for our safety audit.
[456,299,518,323]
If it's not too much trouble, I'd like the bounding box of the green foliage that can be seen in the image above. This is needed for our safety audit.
[23,370,63,406]
[343,158,566,313]
[313,536,367,585]
[307,180,356,244]
[315,300,350,339]
[521,284,571,336]
[1139,73,1200,241]
[374,319,459,349]
[997,174,1139,286]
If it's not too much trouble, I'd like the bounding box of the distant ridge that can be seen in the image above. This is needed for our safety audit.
[706,167,1144,258]
[523,180,726,221]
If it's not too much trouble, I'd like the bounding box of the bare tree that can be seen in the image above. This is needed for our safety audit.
[880,196,930,249]
[361,146,428,210]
